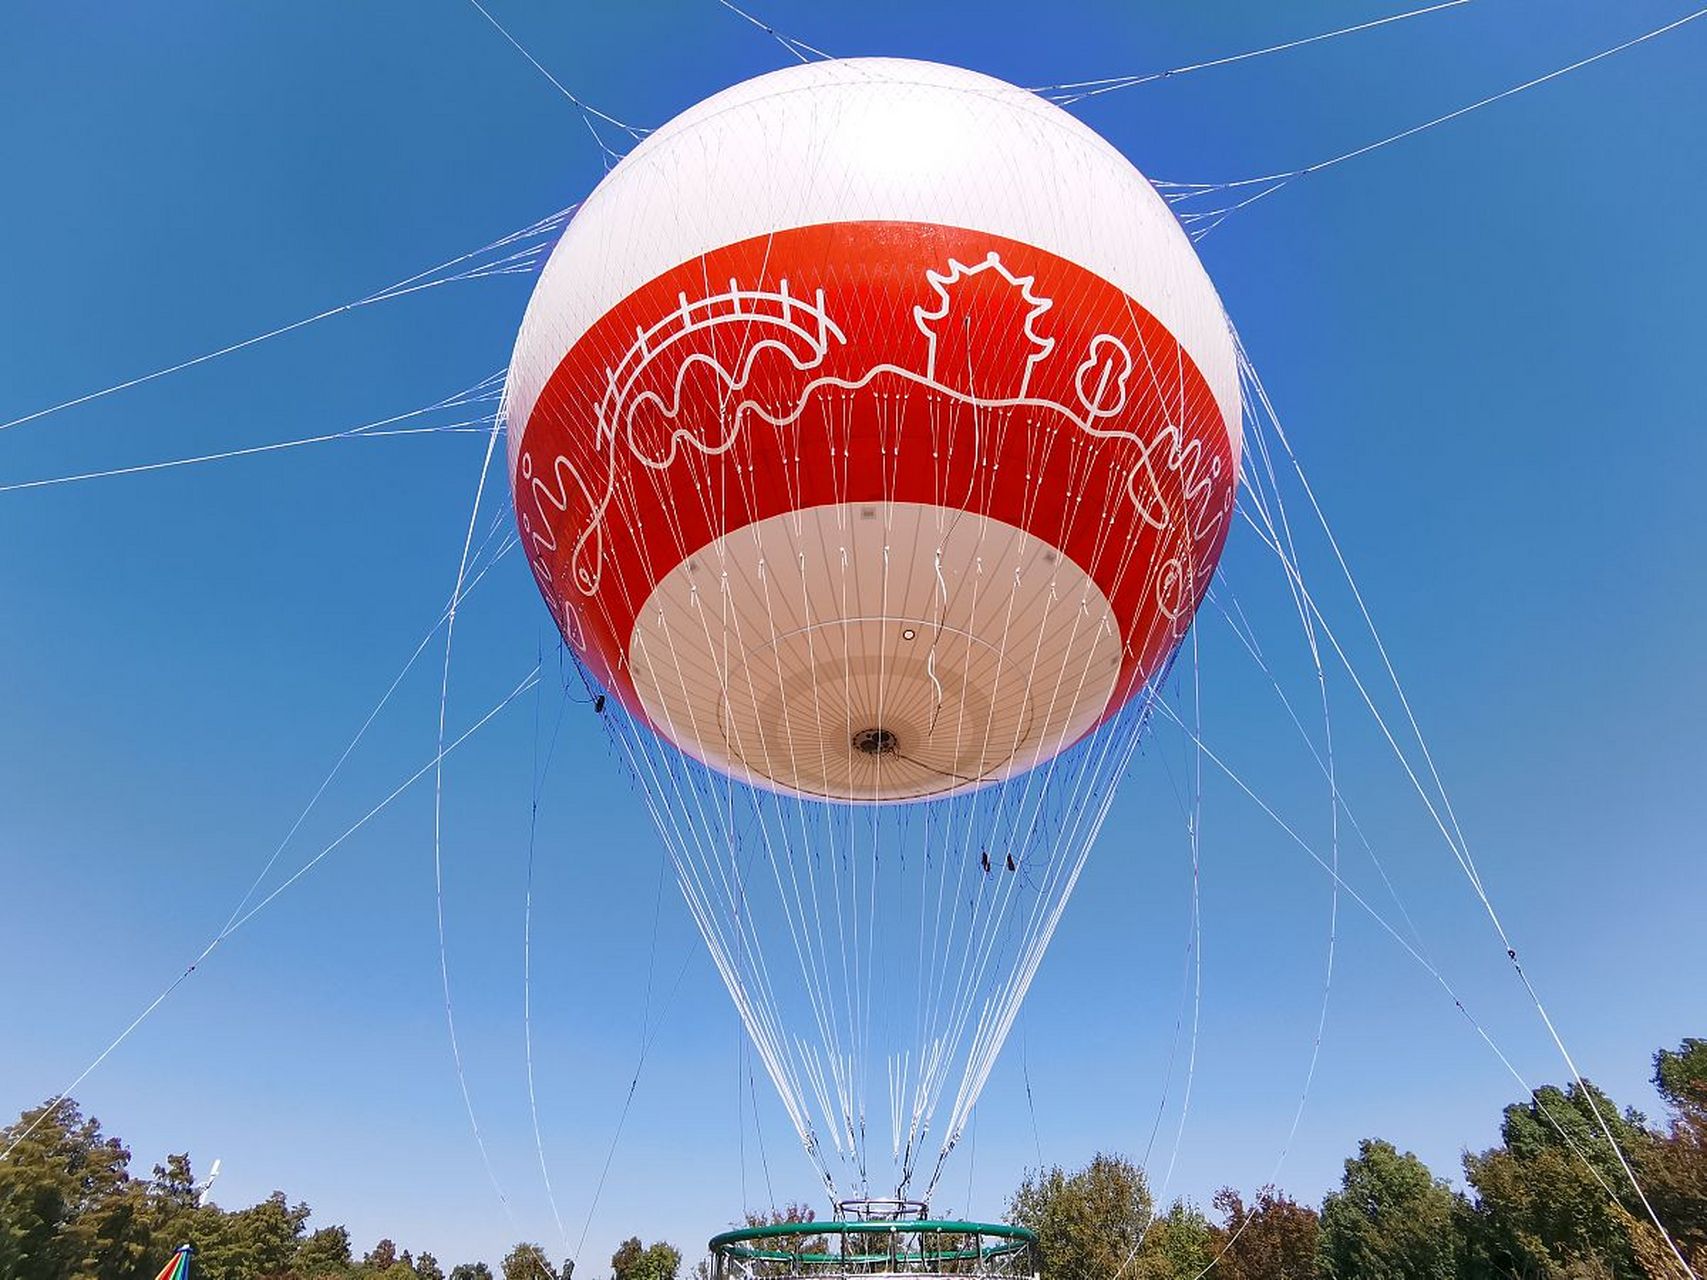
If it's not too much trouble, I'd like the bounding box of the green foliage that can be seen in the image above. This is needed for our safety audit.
[296,1225,353,1277]
[0,1098,152,1280]
[1654,1040,1707,1112]
[742,1203,819,1233]
[1318,1139,1460,1280]
[1463,1081,1653,1279]
[611,1237,644,1280]
[154,1154,201,1217]
[736,1204,826,1278]
[1007,1152,1152,1280]
[185,1191,312,1280]
[1637,1039,1707,1274]
[501,1242,554,1280]
[1129,1201,1215,1280]
[1006,1160,1304,1280]
[610,1236,681,1280]
[0,1095,510,1280]
[367,1239,401,1272]
[6,1045,1706,1280]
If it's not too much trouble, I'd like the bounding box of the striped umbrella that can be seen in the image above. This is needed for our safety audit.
[152,1245,193,1280]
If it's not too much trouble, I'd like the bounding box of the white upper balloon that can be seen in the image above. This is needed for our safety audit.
[506,56,1239,476]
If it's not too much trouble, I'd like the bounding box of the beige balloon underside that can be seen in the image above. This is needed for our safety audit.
[628,502,1122,802]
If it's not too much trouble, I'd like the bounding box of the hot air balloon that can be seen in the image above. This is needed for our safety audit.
[506,55,1236,1263]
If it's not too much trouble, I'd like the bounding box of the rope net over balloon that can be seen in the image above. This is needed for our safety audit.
[505,59,1239,1203]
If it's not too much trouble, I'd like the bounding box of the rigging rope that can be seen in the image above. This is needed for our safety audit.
[432,417,519,1224]
[714,0,832,64]
[1168,6,1707,239]
[1110,643,1208,1280]
[462,0,648,165]
[1233,336,1698,1276]
[0,208,572,437]
[1035,0,1474,104]
[1233,358,1344,1181]
[564,361,1191,1200]
[523,640,575,1257]
[570,943,697,1263]
[0,664,541,1165]
[1128,377,1347,1280]
[0,373,505,495]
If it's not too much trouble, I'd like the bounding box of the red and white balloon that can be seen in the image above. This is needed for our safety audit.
[507,59,1239,802]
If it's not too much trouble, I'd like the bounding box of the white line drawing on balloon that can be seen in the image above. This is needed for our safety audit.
[518,251,1230,625]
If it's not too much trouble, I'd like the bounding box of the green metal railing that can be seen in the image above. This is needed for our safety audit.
[709,1219,1039,1280]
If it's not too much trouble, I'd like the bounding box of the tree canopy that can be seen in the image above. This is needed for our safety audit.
[609,1236,679,1280]
[1008,1151,1153,1280]
[0,1101,595,1280]
[1318,1138,1461,1280]
[2,1035,1703,1280]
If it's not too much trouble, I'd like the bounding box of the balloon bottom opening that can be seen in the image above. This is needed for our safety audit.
[853,727,900,757]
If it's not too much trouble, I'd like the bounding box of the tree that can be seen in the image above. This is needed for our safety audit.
[646,1243,683,1280]
[1464,1081,1654,1279]
[736,1205,826,1278]
[1008,1152,1152,1280]
[1630,1040,1707,1277]
[184,1190,311,1280]
[503,1241,559,1280]
[296,1224,354,1277]
[0,1097,154,1280]
[611,1238,645,1280]
[367,1240,401,1272]
[416,1251,448,1280]
[1130,1201,1216,1280]
[137,1155,203,1277]
[1653,1040,1707,1111]
[1211,1186,1319,1280]
[1318,1139,1460,1280]
[150,1154,200,1217]
[450,1266,495,1280]
[611,1236,682,1280]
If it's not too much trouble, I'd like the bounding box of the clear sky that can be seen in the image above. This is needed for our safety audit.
[2,1,1704,1273]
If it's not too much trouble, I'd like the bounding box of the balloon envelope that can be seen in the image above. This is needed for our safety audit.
[508,58,1238,804]
[506,58,1238,1197]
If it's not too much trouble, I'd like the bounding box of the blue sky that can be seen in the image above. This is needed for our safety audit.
[2,0,1705,1272]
